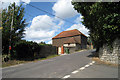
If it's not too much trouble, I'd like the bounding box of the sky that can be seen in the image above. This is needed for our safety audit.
[0,0,89,44]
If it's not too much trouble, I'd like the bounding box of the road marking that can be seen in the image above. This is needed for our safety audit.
[89,61,95,65]
[63,75,70,79]
[72,70,79,74]
[84,64,90,68]
[89,63,93,65]
[92,61,95,63]
[79,67,85,70]
[62,61,95,79]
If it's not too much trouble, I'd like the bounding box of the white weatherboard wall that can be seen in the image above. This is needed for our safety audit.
[64,43,76,47]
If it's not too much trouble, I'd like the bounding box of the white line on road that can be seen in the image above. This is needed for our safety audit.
[89,63,93,65]
[92,61,95,63]
[62,61,95,79]
[79,67,85,70]
[72,70,79,74]
[84,64,90,68]
[89,61,95,65]
[63,75,70,79]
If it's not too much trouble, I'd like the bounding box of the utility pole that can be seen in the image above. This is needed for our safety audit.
[9,4,14,58]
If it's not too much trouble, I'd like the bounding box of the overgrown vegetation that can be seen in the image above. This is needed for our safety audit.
[14,40,40,60]
[2,39,56,62]
[39,41,52,46]
[72,2,120,51]
[2,3,57,64]
[2,3,27,57]
[2,54,59,67]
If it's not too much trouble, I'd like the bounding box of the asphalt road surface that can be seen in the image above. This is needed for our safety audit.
[2,49,118,79]
[69,61,118,78]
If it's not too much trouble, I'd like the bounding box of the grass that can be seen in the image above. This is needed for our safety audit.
[90,51,118,67]
[2,54,59,68]
[74,49,87,53]
[92,57,118,67]
[2,60,30,68]
[34,54,59,61]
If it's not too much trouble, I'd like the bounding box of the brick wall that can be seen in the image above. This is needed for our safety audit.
[76,43,81,50]
[52,35,81,47]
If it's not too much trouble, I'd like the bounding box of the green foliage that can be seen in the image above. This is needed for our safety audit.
[2,3,27,55]
[39,41,52,46]
[72,2,120,50]
[87,37,92,45]
[14,40,40,60]
[1,3,55,60]
[39,41,46,45]
[14,40,55,60]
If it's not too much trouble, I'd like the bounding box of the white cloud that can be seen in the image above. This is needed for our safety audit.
[66,24,89,36]
[58,20,64,26]
[66,15,89,36]
[24,15,59,43]
[0,0,30,9]
[21,0,31,4]
[75,15,84,23]
[48,40,52,44]
[52,0,78,19]
[30,15,57,31]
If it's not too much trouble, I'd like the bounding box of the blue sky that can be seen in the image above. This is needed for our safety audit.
[1,0,89,44]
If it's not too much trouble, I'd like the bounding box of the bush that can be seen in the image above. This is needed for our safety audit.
[11,40,57,61]
[14,40,40,60]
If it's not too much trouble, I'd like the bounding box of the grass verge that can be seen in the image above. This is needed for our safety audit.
[2,54,59,68]
[92,57,118,67]
[34,54,59,61]
[2,60,30,68]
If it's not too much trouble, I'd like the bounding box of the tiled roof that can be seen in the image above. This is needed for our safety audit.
[64,37,78,44]
[52,29,87,39]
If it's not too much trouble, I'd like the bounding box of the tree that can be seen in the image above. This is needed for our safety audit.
[39,41,46,45]
[72,2,120,51]
[2,2,27,56]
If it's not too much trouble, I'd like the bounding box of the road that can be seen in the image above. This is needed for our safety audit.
[2,49,118,79]
[69,63,118,78]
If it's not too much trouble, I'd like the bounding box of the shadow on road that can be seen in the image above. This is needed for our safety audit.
[87,51,99,58]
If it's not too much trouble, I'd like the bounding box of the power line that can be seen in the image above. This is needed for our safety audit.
[25,12,55,27]
[25,12,65,31]
[22,1,76,25]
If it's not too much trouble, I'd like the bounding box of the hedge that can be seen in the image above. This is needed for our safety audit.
[14,40,40,60]
[14,40,57,61]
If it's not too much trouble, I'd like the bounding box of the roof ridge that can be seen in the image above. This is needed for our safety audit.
[52,29,87,39]
[65,29,77,31]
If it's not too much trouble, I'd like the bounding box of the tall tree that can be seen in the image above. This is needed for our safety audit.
[72,2,120,51]
[2,2,27,55]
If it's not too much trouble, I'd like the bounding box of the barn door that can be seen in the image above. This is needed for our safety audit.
[58,47,61,54]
